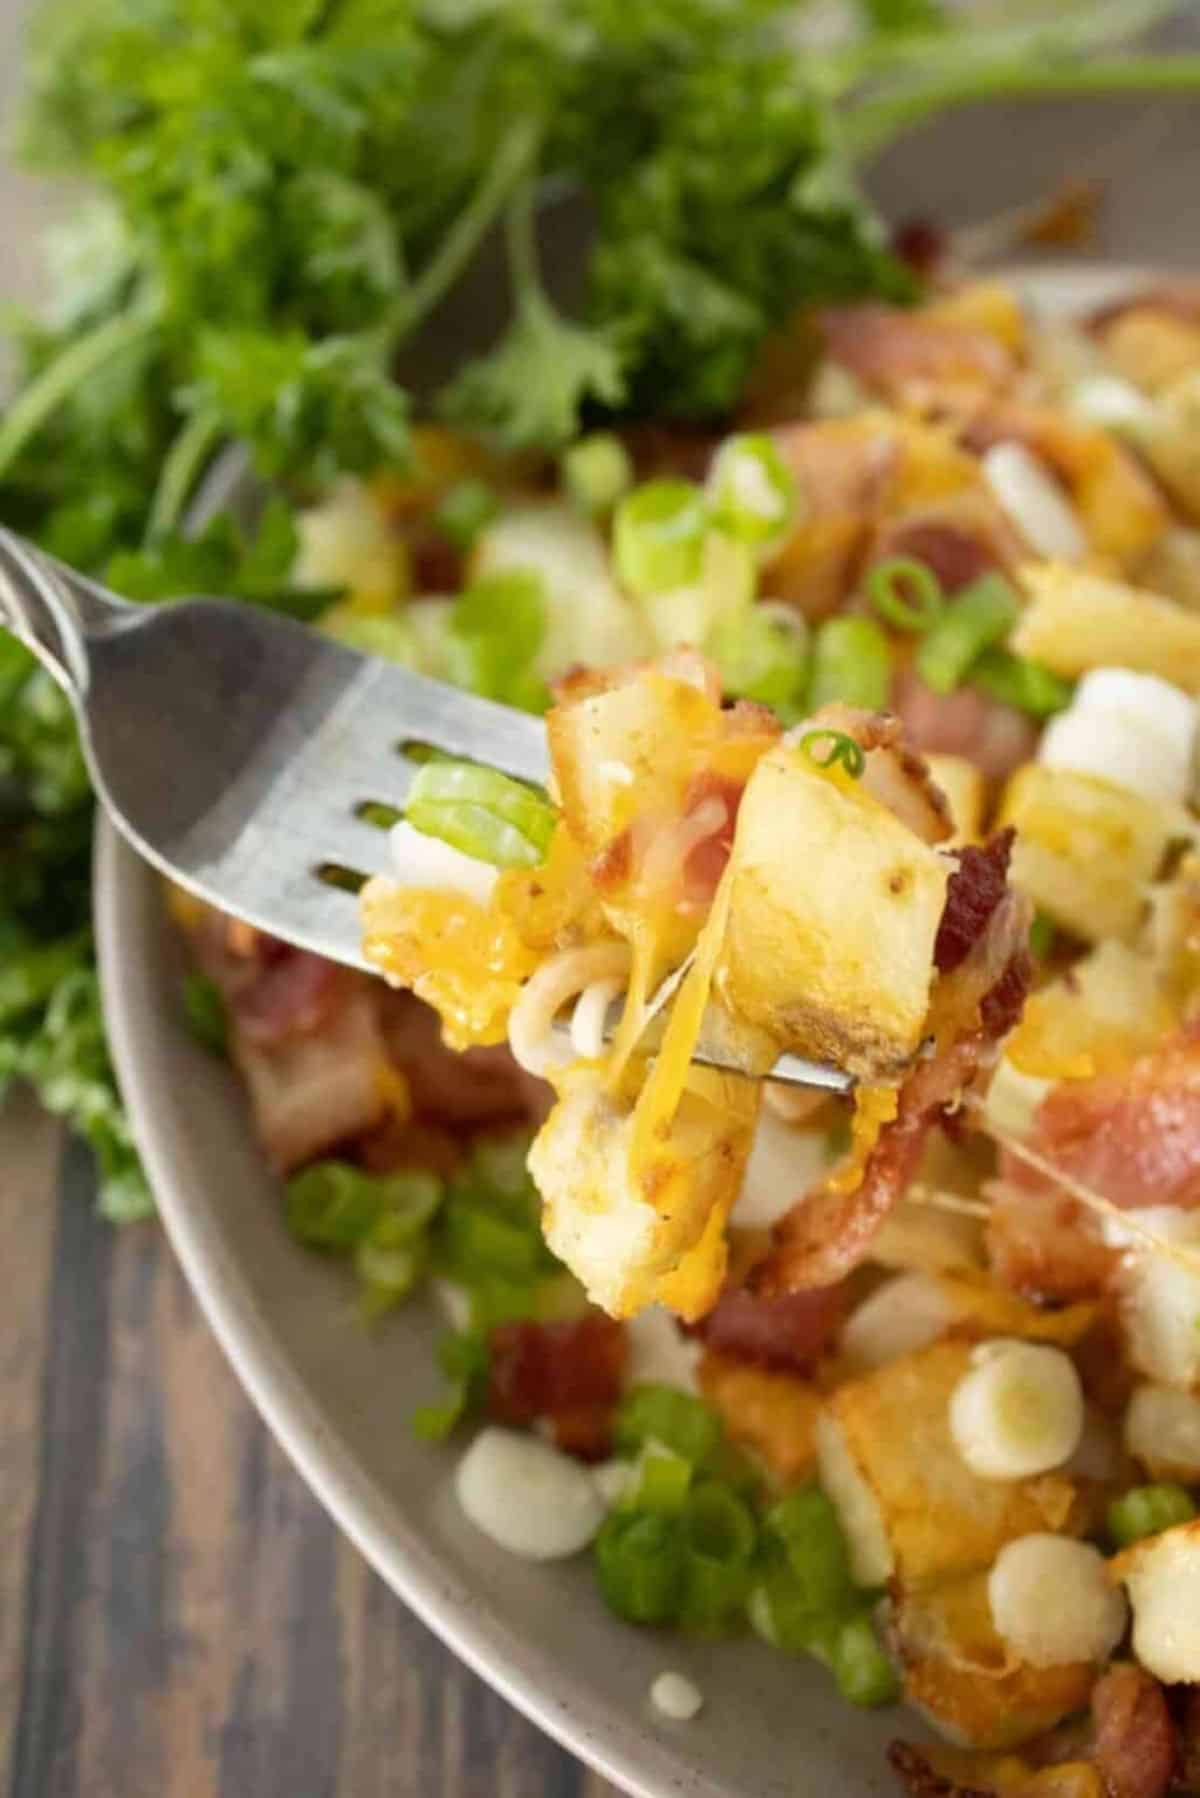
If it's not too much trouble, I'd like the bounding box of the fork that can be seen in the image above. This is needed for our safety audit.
[0,525,852,1093]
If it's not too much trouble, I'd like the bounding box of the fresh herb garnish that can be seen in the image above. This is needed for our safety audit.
[800,729,867,780]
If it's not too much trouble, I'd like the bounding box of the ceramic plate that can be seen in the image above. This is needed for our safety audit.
[96,263,1149,1798]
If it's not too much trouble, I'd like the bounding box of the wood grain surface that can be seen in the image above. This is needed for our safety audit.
[0,1092,618,1798]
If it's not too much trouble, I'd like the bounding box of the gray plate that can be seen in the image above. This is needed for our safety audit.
[95,264,1149,1797]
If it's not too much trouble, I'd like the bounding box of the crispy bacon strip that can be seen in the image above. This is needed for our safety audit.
[1010,1035,1200,1214]
[892,668,1038,784]
[487,1312,627,1461]
[695,1283,846,1374]
[1091,1664,1176,1798]
[985,1184,1117,1304]
[754,838,1031,1293]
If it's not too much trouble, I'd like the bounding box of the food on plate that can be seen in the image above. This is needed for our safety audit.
[174,273,1200,1789]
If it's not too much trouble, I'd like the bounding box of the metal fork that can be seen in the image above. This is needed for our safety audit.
[0,526,852,1093]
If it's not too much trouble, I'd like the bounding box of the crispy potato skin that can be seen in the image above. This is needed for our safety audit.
[1014,563,1200,692]
[697,1350,822,1486]
[819,1340,1078,1586]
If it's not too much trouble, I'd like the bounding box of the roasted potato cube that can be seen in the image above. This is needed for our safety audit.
[892,1582,1101,1747]
[888,1571,1095,1751]
[815,1340,1078,1586]
[998,764,1173,942]
[1111,1518,1200,1683]
[716,744,950,1079]
[531,1065,756,1321]
[1101,306,1200,394]
[1013,563,1200,692]
[697,1351,821,1487]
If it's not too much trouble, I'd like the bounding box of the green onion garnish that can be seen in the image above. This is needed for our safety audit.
[706,432,799,551]
[799,728,866,780]
[630,1442,693,1516]
[969,647,1074,719]
[914,572,1020,696]
[405,758,556,870]
[1029,911,1057,959]
[435,478,501,552]
[562,432,633,515]
[614,1383,724,1468]
[766,1486,855,1616]
[829,1612,901,1708]
[613,478,709,598]
[679,1480,758,1630]
[1107,1482,1197,1549]
[445,569,548,714]
[807,615,890,711]
[706,603,809,717]
[866,556,945,633]
[594,1510,685,1624]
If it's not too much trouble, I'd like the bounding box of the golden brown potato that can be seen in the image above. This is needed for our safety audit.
[1110,1518,1200,1684]
[925,754,987,845]
[717,743,950,1079]
[697,1351,821,1487]
[888,1570,1095,1751]
[998,764,1173,942]
[816,1340,1078,1586]
[1013,563,1200,692]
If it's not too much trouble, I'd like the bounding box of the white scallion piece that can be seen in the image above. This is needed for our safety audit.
[949,1339,1084,1480]
[455,1428,605,1561]
[388,819,498,905]
[989,1535,1126,1668]
[650,1671,704,1721]
[982,441,1087,560]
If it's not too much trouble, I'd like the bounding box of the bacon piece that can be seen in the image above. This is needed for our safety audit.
[487,1312,627,1460]
[1013,1036,1200,1214]
[1176,1687,1200,1795]
[681,772,745,904]
[891,668,1038,784]
[695,1282,846,1374]
[986,1184,1117,1305]
[818,304,1014,408]
[233,947,355,1045]
[869,491,1024,596]
[936,832,1015,975]
[1091,1664,1176,1798]
[755,871,1032,1292]
[377,989,544,1127]
[1087,282,1200,331]
[233,986,389,1172]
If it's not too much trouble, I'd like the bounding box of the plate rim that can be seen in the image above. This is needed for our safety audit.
[94,259,1156,1796]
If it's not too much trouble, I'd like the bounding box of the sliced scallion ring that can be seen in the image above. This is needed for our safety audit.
[866,556,945,633]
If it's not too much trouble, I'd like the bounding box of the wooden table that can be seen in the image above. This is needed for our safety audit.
[0,1091,616,1798]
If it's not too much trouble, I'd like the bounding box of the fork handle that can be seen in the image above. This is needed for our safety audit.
[0,526,126,703]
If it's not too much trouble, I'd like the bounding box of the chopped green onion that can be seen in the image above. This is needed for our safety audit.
[1107,1482,1197,1548]
[435,479,501,552]
[441,1201,545,1281]
[749,1572,842,1661]
[1029,911,1057,959]
[562,433,633,514]
[829,1612,900,1708]
[285,1161,389,1248]
[412,1328,490,1441]
[445,569,548,713]
[799,728,865,780]
[182,970,228,1056]
[594,1511,685,1624]
[631,1442,693,1516]
[707,432,798,551]
[866,557,945,633]
[680,1480,758,1630]
[707,603,808,717]
[405,758,556,870]
[470,1131,536,1202]
[969,647,1074,719]
[914,573,1019,696]
[766,1486,855,1616]
[356,1214,427,1316]
[808,615,890,711]
[286,1163,441,1254]
[613,479,709,598]
[614,1383,724,1468]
